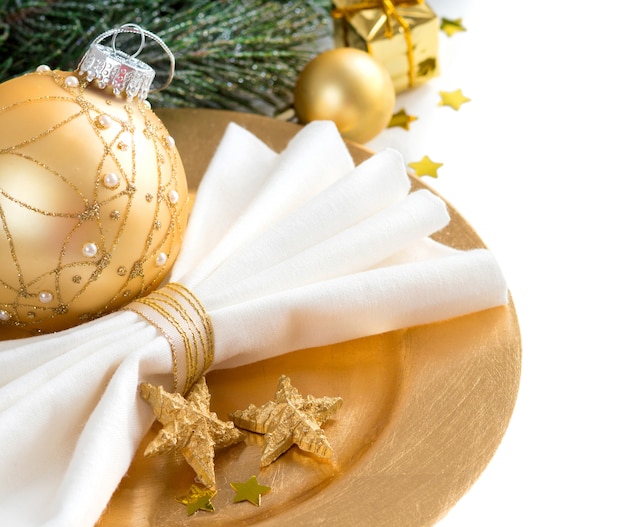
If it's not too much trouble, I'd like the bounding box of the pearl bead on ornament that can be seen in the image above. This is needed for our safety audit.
[165,136,176,149]
[168,190,179,204]
[156,252,168,267]
[82,242,98,258]
[0,310,10,321]
[36,65,51,73]
[97,114,113,129]
[103,173,119,188]
[64,75,79,88]
[38,291,53,304]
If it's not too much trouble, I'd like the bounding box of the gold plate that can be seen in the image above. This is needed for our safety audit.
[97,110,521,526]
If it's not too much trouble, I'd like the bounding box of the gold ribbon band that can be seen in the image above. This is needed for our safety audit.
[123,282,214,394]
[331,0,423,87]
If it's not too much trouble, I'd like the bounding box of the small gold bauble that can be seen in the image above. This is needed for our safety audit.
[0,69,189,337]
[293,48,395,144]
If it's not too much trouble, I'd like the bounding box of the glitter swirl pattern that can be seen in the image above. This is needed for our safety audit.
[0,69,188,336]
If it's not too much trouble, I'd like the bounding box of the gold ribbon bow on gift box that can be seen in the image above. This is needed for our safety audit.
[331,0,436,89]
[332,0,425,89]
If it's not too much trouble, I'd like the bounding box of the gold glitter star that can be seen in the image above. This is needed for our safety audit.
[140,377,246,490]
[409,156,443,178]
[175,484,216,515]
[439,89,471,111]
[230,475,271,506]
[388,108,418,130]
[441,17,467,37]
[230,375,343,467]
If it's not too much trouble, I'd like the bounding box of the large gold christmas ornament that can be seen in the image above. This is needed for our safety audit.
[293,48,395,144]
[0,26,189,337]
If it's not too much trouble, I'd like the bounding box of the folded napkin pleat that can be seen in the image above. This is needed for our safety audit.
[202,189,449,310]
[174,122,279,272]
[211,249,506,370]
[186,148,410,296]
[179,121,355,283]
[0,120,508,527]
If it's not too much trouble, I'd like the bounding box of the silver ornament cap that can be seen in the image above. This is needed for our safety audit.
[76,23,174,101]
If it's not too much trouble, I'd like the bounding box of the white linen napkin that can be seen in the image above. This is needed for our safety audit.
[0,120,508,527]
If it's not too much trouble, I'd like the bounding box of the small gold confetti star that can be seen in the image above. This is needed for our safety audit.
[441,17,467,37]
[230,375,343,467]
[409,156,443,178]
[176,484,216,515]
[230,475,271,506]
[140,377,246,490]
[438,89,471,111]
[388,108,418,130]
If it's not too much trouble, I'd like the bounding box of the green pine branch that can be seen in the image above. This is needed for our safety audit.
[0,0,333,115]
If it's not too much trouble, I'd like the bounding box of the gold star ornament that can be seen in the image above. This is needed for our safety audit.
[439,89,471,111]
[230,475,271,506]
[409,156,443,178]
[230,375,343,467]
[441,17,467,37]
[140,377,246,490]
[176,484,216,515]
[388,108,418,130]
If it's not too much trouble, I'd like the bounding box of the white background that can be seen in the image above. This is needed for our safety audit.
[368,0,626,525]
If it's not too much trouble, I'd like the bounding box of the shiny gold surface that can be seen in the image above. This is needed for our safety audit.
[293,48,396,144]
[332,1,440,92]
[97,109,521,527]
[0,71,188,336]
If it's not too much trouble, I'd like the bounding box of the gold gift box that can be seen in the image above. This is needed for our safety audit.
[332,0,439,92]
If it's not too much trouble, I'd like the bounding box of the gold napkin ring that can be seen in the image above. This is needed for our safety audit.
[123,282,214,393]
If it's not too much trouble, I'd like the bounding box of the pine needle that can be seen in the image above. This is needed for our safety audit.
[0,0,333,115]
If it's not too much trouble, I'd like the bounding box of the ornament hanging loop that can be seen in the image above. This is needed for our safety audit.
[76,23,175,101]
[110,23,147,59]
